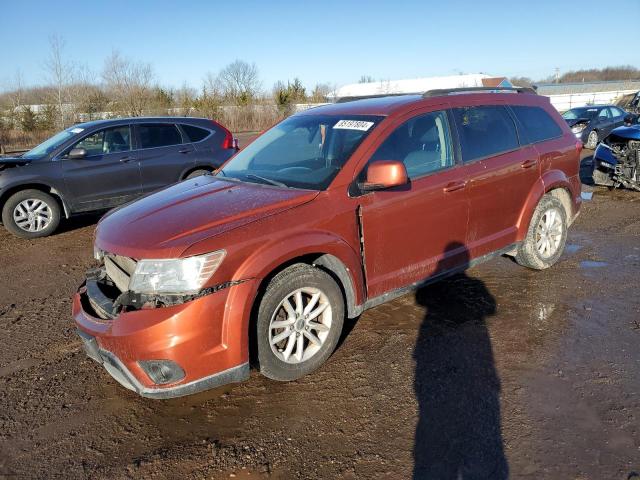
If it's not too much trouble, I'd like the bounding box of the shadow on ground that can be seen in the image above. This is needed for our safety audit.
[412,243,508,479]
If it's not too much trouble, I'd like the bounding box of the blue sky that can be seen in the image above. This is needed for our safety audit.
[1,0,639,92]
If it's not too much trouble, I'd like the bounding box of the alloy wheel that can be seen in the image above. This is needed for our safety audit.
[535,207,563,258]
[269,287,332,364]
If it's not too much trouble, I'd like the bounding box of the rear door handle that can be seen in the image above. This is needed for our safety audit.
[178,149,192,154]
[520,159,538,169]
[443,181,467,193]
[119,156,134,163]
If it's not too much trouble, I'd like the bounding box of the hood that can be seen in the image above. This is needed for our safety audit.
[565,118,590,128]
[96,175,319,258]
[608,124,640,141]
[0,157,31,171]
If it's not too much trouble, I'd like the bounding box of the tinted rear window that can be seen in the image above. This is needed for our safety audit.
[181,124,212,142]
[139,124,183,148]
[511,106,563,144]
[452,106,519,162]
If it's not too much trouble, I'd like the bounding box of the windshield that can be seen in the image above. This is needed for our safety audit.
[219,114,383,190]
[22,127,84,159]
[562,108,599,120]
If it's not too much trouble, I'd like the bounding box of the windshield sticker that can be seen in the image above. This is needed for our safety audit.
[333,120,374,131]
[70,127,84,134]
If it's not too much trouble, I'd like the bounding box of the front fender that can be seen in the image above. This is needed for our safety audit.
[234,230,365,307]
[593,144,619,165]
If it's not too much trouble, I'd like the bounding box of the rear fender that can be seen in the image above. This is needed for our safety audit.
[516,170,577,240]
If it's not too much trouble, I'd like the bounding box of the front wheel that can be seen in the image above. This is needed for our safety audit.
[1,189,61,239]
[256,264,344,381]
[515,195,568,270]
[585,130,599,149]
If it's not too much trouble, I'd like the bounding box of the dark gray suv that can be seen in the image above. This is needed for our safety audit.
[0,117,237,238]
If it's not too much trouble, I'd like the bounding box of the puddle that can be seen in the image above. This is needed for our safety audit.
[579,260,608,268]
[581,191,594,201]
[564,244,583,255]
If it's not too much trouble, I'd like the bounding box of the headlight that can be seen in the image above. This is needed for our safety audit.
[129,250,226,295]
[94,245,104,262]
[571,124,587,134]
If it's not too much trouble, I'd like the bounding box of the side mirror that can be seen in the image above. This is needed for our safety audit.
[360,160,408,192]
[68,148,87,159]
[623,114,635,126]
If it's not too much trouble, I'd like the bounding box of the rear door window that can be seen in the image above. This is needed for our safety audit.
[71,126,132,157]
[181,124,212,142]
[138,124,184,148]
[510,105,563,144]
[452,106,519,162]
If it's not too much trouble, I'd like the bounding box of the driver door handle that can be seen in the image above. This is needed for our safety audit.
[520,158,538,169]
[178,149,192,154]
[119,156,134,163]
[443,180,467,193]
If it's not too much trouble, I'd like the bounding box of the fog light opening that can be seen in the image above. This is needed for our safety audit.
[138,360,185,385]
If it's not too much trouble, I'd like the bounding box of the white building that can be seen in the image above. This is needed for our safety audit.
[328,74,512,101]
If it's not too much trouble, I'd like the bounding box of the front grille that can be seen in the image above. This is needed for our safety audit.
[104,254,137,293]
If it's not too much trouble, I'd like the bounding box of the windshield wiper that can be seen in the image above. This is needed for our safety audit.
[245,174,288,188]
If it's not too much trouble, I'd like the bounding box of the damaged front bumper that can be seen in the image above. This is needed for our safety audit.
[73,270,256,399]
[76,328,248,399]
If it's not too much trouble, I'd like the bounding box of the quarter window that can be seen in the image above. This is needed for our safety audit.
[71,126,131,156]
[610,107,625,119]
[452,106,519,162]
[138,124,183,148]
[511,106,563,144]
[181,124,212,142]
[369,110,454,179]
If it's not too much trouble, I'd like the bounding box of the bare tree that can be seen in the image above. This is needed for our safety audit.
[217,60,261,105]
[310,83,331,103]
[102,50,154,116]
[359,75,375,83]
[44,34,73,128]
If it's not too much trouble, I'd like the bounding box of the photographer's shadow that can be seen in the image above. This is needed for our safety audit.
[413,242,508,479]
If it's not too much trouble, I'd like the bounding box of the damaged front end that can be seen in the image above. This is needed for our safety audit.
[83,253,241,320]
[593,129,640,191]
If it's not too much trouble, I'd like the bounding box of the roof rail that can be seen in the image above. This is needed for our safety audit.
[422,86,537,98]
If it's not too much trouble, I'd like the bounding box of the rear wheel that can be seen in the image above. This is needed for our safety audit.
[585,130,599,149]
[185,169,211,179]
[515,195,567,270]
[256,264,344,381]
[1,189,61,239]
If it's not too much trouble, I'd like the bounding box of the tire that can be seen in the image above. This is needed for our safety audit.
[515,195,567,270]
[1,189,61,239]
[185,169,211,179]
[256,264,344,381]
[585,130,599,149]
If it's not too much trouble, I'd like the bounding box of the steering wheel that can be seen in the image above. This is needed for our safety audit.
[277,166,313,174]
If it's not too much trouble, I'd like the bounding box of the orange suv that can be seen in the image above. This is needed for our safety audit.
[73,88,582,398]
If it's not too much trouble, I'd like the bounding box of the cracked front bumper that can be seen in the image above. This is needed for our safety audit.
[72,279,257,399]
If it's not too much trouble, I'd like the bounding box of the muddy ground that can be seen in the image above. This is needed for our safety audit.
[1,150,639,479]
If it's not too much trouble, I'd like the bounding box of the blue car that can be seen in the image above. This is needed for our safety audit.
[562,105,629,149]
[592,115,640,190]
